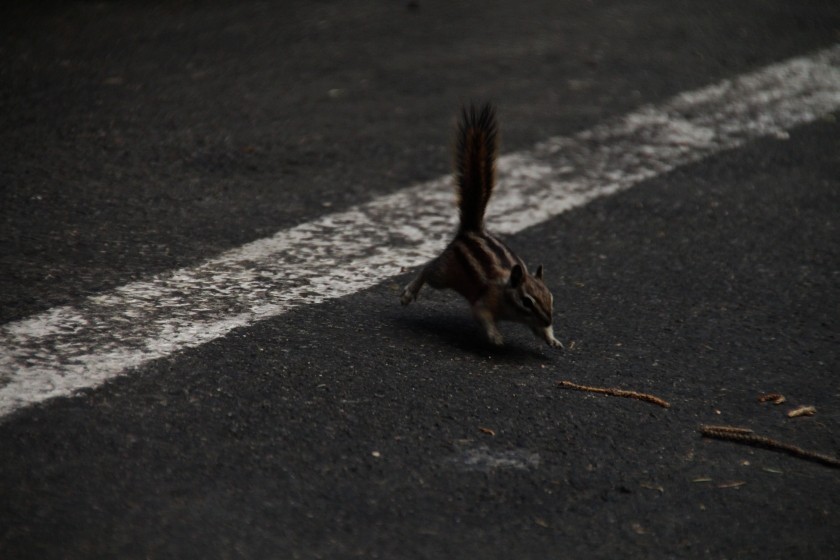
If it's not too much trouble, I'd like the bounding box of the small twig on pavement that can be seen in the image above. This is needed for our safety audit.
[787,405,816,418]
[699,424,840,469]
[556,381,671,408]
[757,392,786,405]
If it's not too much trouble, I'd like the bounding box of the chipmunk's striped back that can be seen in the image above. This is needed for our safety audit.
[447,230,523,300]
[400,103,563,349]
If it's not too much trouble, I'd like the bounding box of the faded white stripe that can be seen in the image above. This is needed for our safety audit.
[2,45,840,418]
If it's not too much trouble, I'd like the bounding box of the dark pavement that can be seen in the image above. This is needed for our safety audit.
[1,1,839,558]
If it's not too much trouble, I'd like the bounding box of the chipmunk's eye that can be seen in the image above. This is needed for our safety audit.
[523,296,535,309]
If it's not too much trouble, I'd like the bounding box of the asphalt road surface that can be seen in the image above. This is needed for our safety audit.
[2,1,840,558]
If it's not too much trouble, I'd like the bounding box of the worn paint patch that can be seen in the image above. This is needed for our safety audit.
[449,445,541,472]
[1,45,840,419]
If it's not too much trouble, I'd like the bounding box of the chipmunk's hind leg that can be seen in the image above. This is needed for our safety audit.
[401,257,447,305]
[472,303,504,346]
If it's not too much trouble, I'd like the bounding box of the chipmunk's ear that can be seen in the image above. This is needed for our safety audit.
[509,264,524,288]
[535,264,544,280]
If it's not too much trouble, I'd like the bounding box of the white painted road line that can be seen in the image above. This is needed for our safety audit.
[2,45,840,419]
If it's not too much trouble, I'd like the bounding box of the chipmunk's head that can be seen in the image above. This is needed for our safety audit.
[505,264,554,330]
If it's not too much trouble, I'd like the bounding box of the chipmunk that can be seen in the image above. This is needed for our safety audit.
[400,103,563,348]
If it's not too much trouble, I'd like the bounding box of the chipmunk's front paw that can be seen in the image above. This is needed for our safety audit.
[541,327,565,350]
[546,336,564,349]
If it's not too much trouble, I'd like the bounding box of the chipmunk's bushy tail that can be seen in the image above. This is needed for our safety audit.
[455,103,498,233]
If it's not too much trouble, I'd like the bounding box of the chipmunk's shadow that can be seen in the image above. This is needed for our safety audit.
[393,313,551,362]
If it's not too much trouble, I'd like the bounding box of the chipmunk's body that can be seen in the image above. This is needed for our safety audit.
[401,104,563,348]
